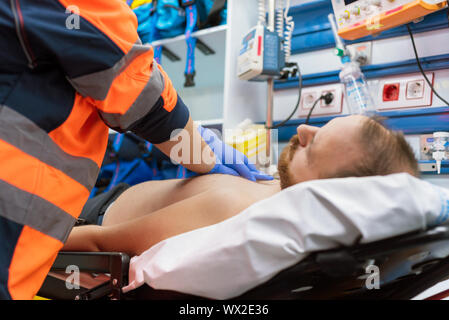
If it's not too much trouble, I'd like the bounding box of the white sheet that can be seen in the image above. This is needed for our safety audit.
[122,173,449,299]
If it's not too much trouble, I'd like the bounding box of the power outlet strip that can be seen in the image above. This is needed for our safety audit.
[298,83,344,118]
[376,72,434,110]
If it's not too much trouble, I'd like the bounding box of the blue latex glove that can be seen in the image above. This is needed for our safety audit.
[198,125,273,181]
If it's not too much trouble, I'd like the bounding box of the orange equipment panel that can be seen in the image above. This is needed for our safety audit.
[336,0,447,40]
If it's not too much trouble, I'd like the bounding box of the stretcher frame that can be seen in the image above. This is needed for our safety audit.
[38,252,129,300]
[38,225,449,300]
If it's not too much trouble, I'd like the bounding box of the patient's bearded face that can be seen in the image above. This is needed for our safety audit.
[278,115,366,189]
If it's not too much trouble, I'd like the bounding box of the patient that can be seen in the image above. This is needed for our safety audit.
[63,115,419,256]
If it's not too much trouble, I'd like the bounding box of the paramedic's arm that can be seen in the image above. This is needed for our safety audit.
[24,1,268,178]
[63,188,243,256]
[154,116,215,174]
[21,1,214,174]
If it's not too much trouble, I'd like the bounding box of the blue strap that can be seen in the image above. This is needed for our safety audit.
[149,2,162,62]
[106,133,126,191]
[176,166,183,179]
[112,133,124,154]
[142,141,153,157]
[106,159,121,191]
[153,45,163,64]
[183,2,198,87]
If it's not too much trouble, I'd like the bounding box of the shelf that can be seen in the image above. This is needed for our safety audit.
[151,25,228,47]
[149,24,227,89]
[195,118,224,126]
[151,25,228,123]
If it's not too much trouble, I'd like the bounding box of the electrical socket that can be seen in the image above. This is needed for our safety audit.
[406,80,425,100]
[320,90,336,107]
[382,83,400,101]
[301,91,319,110]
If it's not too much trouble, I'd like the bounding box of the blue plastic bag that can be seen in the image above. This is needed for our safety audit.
[197,0,227,28]
[156,0,187,39]
[132,0,227,43]
[133,2,159,43]
[130,1,227,87]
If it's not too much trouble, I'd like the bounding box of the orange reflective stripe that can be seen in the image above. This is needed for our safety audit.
[0,139,90,218]
[8,226,63,300]
[49,94,109,168]
[58,0,137,54]
[158,64,178,112]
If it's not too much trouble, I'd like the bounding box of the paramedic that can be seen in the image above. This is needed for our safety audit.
[0,1,269,300]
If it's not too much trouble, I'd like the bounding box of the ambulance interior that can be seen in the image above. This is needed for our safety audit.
[37,0,449,300]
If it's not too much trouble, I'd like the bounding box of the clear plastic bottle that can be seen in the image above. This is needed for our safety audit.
[339,59,376,115]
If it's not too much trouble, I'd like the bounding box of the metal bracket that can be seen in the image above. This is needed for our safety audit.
[161,46,181,62]
[196,38,215,55]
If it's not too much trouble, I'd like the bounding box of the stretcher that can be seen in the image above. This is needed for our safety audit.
[38,225,449,300]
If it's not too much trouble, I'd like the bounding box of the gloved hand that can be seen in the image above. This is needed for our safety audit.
[198,125,273,181]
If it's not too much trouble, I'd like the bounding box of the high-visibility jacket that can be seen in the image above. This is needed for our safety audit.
[0,0,189,300]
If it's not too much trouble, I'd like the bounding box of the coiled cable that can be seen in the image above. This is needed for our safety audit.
[276,0,284,39]
[283,0,294,62]
[258,0,266,26]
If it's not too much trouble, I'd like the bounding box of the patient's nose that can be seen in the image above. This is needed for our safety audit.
[296,125,319,147]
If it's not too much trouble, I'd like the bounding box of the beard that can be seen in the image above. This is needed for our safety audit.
[277,134,300,190]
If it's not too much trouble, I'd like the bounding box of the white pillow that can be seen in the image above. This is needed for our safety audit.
[122,173,449,299]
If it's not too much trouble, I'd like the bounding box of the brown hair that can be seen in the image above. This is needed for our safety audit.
[331,116,420,179]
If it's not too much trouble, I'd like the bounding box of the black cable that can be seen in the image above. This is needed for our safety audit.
[304,92,334,125]
[265,63,302,129]
[406,24,449,107]
[305,96,324,125]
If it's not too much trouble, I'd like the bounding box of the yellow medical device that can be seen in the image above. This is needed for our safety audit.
[331,0,447,40]
[125,0,152,9]
[226,123,268,168]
